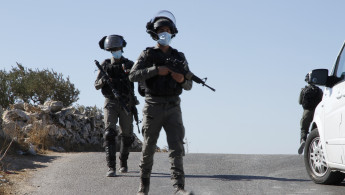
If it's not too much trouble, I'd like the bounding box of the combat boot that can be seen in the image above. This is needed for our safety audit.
[174,185,194,195]
[119,166,128,173]
[298,138,306,155]
[119,138,130,173]
[105,144,116,177]
[106,167,116,177]
[137,178,150,195]
[119,159,128,173]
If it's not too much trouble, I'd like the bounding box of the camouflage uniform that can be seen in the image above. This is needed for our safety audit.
[129,46,192,187]
[95,57,135,172]
[298,84,323,141]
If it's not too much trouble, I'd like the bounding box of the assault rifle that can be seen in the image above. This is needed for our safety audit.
[131,105,141,134]
[94,60,131,115]
[165,58,216,92]
[94,60,141,134]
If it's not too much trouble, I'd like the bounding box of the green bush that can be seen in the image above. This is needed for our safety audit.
[0,63,80,108]
[75,104,103,116]
[0,70,14,109]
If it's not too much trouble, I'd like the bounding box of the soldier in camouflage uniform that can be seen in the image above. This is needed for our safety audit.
[129,10,194,195]
[95,35,138,177]
[298,73,323,154]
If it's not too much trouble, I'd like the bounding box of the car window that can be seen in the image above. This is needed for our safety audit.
[335,46,345,80]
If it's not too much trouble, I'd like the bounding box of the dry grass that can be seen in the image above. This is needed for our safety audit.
[28,124,52,152]
[156,145,169,153]
[0,137,15,195]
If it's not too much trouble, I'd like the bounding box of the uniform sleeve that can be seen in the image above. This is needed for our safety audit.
[94,61,107,90]
[178,52,193,91]
[129,50,158,82]
[299,88,304,105]
[124,59,134,72]
[317,87,323,103]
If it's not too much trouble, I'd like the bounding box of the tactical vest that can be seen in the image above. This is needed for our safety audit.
[101,58,134,99]
[301,85,323,110]
[144,47,184,96]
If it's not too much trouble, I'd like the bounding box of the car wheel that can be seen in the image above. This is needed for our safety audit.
[304,128,345,184]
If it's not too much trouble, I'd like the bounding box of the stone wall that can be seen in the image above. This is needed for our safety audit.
[0,101,142,154]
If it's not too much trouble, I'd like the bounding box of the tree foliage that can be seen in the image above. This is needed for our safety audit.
[0,69,14,109]
[0,63,80,108]
[75,104,103,117]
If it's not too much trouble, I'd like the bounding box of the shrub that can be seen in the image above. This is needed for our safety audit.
[75,104,103,117]
[0,63,80,108]
[0,70,14,109]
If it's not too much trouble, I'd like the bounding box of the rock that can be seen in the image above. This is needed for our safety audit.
[49,146,65,152]
[17,150,25,155]
[0,102,143,153]
[22,124,33,134]
[56,128,67,139]
[0,179,8,183]
[65,120,72,129]
[12,102,24,110]
[39,100,64,113]
[1,121,22,139]
[28,143,37,155]
[44,101,64,113]
[2,109,30,123]
[46,125,59,136]
[24,103,41,113]
[0,105,3,116]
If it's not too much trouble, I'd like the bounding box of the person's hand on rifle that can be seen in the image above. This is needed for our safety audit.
[171,72,185,83]
[157,66,170,76]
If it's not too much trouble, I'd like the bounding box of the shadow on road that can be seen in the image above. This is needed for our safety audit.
[150,172,310,182]
[186,174,310,182]
[1,153,60,173]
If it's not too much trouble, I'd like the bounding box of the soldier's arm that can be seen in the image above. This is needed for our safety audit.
[129,50,158,82]
[178,52,193,91]
[298,88,304,105]
[94,61,108,90]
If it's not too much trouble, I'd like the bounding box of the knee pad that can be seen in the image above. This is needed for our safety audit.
[122,135,134,147]
[104,128,117,142]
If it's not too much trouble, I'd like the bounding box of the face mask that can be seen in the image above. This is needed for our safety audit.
[157,32,172,46]
[111,50,122,59]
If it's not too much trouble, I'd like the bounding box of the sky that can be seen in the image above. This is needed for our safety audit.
[1,0,345,154]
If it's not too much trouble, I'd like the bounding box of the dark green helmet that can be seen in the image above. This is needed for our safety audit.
[146,10,178,40]
[99,35,127,51]
[305,73,310,83]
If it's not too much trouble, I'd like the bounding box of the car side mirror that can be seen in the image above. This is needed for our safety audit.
[310,69,328,86]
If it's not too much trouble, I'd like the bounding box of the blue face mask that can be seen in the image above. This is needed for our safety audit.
[157,32,172,46]
[111,50,122,59]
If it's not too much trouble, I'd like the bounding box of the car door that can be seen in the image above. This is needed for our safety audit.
[324,43,345,164]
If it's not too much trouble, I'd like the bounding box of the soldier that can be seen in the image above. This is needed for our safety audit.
[129,10,193,195]
[298,73,323,154]
[95,35,138,177]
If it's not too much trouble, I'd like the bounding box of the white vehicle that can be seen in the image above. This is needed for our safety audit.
[305,42,345,184]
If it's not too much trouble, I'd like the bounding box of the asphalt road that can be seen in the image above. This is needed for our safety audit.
[18,152,345,195]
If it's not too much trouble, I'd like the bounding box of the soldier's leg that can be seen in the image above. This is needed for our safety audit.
[163,104,186,190]
[298,109,315,154]
[103,99,119,177]
[118,109,134,172]
[138,103,164,194]
[300,109,315,141]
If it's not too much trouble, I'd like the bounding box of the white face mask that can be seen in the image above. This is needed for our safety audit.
[157,32,172,46]
[111,50,122,59]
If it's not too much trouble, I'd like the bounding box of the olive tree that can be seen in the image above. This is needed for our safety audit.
[0,63,80,108]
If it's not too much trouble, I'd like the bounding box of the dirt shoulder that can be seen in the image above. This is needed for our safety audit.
[0,151,66,195]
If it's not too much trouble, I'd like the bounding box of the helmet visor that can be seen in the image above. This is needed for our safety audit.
[105,35,124,49]
[150,10,176,26]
